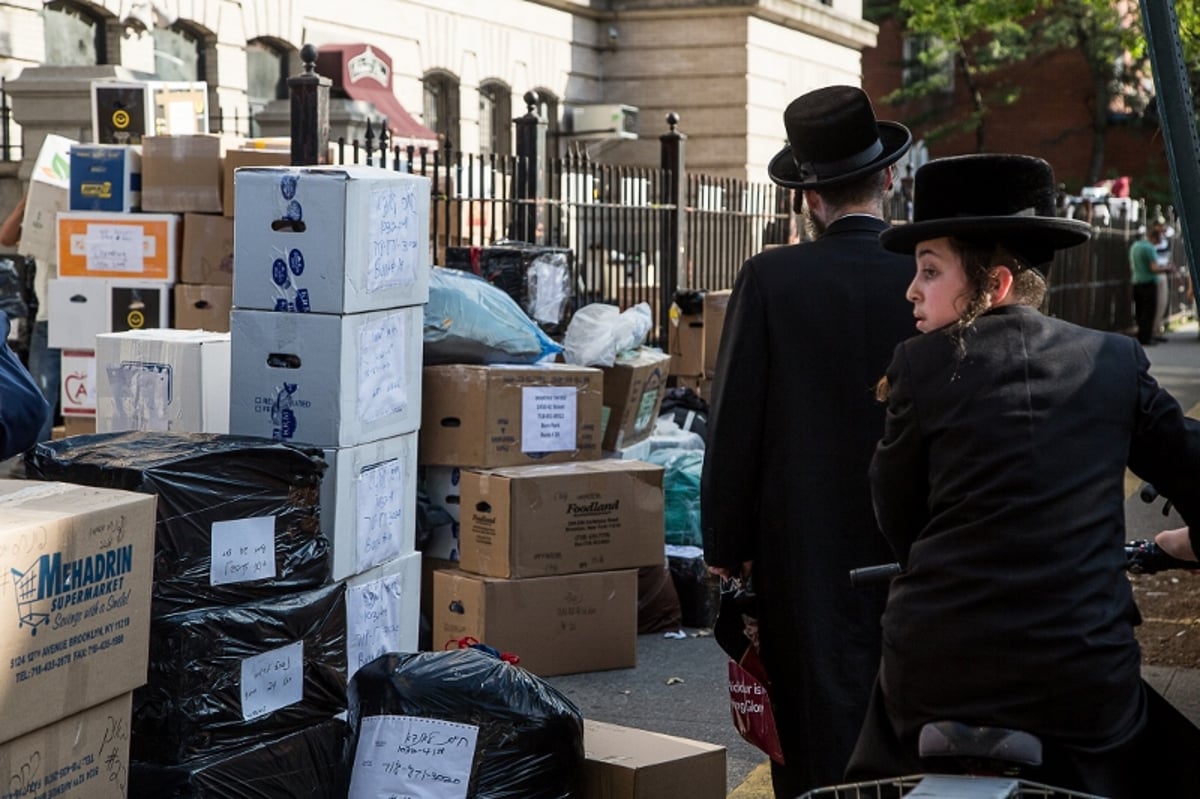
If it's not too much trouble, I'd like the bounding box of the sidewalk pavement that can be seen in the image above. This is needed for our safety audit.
[549,319,1200,799]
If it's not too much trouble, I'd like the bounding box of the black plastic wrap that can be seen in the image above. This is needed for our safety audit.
[129,716,352,798]
[25,431,331,615]
[132,582,348,765]
[347,649,583,799]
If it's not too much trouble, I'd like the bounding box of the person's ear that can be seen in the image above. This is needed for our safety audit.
[989,266,1015,303]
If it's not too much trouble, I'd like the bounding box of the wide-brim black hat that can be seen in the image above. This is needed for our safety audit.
[880,154,1091,265]
[768,85,912,189]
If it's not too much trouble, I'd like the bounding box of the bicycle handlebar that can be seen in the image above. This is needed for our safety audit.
[850,540,1197,588]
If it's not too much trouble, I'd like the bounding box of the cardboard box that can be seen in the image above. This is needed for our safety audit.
[60,349,95,417]
[140,135,223,213]
[47,277,173,350]
[18,134,76,268]
[344,550,421,678]
[459,460,664,578]
[233,165,431,313]
[0,479,155,743]
[321,432,419,580]
[432,568,637,676]
[91,79,209,144]
[63,415,96,437]
[581,720,726,799]
[601,348,672,451]
[173,282,232,331]
[223,148,291,218]
[667,304,704,377]
[228,306,424,447]
[94,329,231,434]
[69,144,141,213]
[56,211,180,281]
[180,212,234,284]
[419,466,463,561]
[420,364,604,468]
[702,290,731,378]
[0,692,133,798]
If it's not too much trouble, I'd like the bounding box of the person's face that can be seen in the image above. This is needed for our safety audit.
[907,237,971,333]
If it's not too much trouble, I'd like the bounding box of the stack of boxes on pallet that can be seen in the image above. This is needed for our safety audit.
[422,352,671,677]
[667,290,730,401]
[0,478,157,799]
[227,163,431,676]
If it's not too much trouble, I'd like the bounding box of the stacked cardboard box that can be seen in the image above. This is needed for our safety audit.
[420,362,663,676]
[0,479,157,799]
[227,164,431,676]
[667,290,730,401]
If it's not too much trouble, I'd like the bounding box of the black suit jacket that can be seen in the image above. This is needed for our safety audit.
[871,304,1200,748]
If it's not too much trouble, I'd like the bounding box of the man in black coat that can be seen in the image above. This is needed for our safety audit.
[850,154,1200,796]
[701,85,918,797]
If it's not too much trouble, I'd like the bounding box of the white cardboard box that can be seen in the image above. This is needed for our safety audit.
[0,480,155,744]
[47,276,173,350]
[18,134,76,268]
[228,306,423,448]
[233,165,431,314]
[344,550,422,678]
[60,349,96,417]
[94,328,231,434]
[322,432,419,581]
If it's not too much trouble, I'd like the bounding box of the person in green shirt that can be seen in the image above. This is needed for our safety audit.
[1130,222,1168,345]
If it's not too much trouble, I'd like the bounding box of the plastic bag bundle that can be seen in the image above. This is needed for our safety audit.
[647,448,704,547]
[25,431,330,615]
[561,302,653,367]
[346,648,584,799]
[132,583,348,765]
[129,716,352,798]
[423,266,563,365]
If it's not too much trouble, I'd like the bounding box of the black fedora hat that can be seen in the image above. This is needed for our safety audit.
[768,85,912,189]
[880,154,1091,265]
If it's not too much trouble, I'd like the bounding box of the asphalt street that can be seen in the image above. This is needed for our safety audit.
[546,320,1200,797]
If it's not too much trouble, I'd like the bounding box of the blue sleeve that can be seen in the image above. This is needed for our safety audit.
[0,316,50,459]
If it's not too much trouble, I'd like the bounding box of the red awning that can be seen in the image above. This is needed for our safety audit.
[316,44,439,147]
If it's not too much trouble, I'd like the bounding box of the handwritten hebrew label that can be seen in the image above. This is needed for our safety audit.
[521,386,577,453]
[356,459,404,572]
[358,312,408,423]
[346,572,405,677]
[240,640,304,721]
[210,516,277,586]
[84,225,144,272]
[349,715,478,799]
[368,184,420,292]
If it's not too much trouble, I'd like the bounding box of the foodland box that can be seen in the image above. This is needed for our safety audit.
[0,480,154,744]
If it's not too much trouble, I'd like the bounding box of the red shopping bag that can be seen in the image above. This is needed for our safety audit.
[715,576,786,764]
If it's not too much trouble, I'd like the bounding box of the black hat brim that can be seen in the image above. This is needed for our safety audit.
[768,121,912,189]
[880,216,1092,263]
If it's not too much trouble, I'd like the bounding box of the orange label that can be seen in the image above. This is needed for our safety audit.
[57,214,177,281]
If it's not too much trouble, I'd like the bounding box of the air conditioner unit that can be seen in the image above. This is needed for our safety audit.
[566,104,639,139]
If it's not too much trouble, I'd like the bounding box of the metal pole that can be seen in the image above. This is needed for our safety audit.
[288,43,330,166]
[511,90,547,244]
[660,112,687,345]
[1139,0,1200,294]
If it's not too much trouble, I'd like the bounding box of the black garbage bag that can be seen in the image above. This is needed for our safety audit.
[129,716,353,798]
[346,648,583,798]
[132,583,348,765]
[25,431,330,615]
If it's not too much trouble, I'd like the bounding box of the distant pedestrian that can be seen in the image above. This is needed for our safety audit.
[1130,221,1170,345]
[701,84,917,797]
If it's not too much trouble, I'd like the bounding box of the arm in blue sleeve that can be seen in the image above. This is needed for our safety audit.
[0,315,50,459]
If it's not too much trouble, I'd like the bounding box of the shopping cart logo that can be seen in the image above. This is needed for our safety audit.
[10,546,135,637]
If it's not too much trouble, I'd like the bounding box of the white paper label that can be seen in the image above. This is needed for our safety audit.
[521,386,577,453]
[240,641,304,721]
[358,312,408,423]
[348,715,478,799]
[106,361,170,432]
[82,225,144,272]
[368,184,421,292]
[167,100,197,134]
[355,459,404,572]
[346,573,405,677]
[210,516,277,586]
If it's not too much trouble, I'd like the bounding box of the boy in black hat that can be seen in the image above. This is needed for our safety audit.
[849,153,1200,796]
[701,84,917,796]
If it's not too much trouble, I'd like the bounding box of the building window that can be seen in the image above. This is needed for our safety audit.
[247,39,290,137]
[902,35,954,92]
[43,0,107,66]
[424,71,461,151]
[153,22,205,82]
[479,80,512,157]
